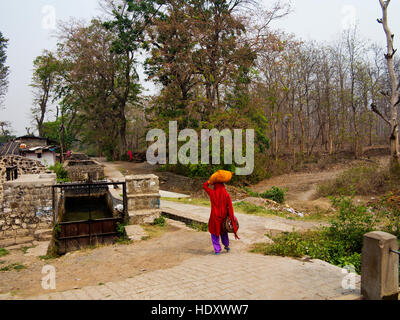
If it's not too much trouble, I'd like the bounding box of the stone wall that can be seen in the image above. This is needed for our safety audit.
[0,174,57,236]
[63,160,105,182]
[0,155,48,182]
[68,153,90,161]
[126,174,161,224]
[0,155,49,211]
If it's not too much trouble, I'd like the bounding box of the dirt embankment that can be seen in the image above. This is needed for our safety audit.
[251,155,390,213]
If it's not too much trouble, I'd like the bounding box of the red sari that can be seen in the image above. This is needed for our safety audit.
[203,181,239,239]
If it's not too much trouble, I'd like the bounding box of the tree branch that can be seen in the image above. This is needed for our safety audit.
[371,103,391,125]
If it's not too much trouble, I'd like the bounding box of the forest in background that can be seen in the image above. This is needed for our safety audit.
[1,0,399,183]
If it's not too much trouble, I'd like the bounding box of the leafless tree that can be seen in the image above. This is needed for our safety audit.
[371,0,400,168]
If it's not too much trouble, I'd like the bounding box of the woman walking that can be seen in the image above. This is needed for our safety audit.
[203,180,239,255]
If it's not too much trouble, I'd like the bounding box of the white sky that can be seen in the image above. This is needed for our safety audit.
[0,0,399,136]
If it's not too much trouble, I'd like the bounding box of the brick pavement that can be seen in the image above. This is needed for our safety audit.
[28,252,360,300]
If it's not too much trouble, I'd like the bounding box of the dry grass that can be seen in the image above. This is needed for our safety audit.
[317,165,395,197]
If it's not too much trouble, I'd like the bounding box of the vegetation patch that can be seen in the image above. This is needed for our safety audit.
[161,197,211,207]
[48,162,69,183]
[22,245,36,254]
[115,238,133,245]
[317,165,394,197]
[0,263,26,272]
[244,186,287,204]
[188,221,208,232]
[142,223,172,239]
[0,248,9,257]
[251,196,379,274]
[151,216,166,227]
[233,201,280,217]
[39,255,58,261]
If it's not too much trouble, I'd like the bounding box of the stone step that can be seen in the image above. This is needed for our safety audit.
[34,229,53,241]
[164,218,194,231]
[124,225,149,241]
[161,207,208,228]
[128,209,161,225]
[25,241,50,257]
[0,235,35,248]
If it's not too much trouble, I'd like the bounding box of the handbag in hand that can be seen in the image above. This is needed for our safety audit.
[222,204,239,234]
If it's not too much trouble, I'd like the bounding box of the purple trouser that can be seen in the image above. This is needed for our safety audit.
[211,233,229,253]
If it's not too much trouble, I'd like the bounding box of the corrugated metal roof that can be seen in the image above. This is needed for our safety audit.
[0,141,20,156]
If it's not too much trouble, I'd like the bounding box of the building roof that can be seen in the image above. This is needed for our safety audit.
[22,146,59,153]
[16,135,58,146]
[0,141,60,157]
[0,141,21,156]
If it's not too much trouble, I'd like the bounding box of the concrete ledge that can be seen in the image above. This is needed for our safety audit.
[125,174,159,180]
[4,173,56,187]
[127,193,161,199]
[161,207,208,228]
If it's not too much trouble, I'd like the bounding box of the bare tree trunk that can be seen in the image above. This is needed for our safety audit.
[298,107,305,155]
[274,120,279,161]
[372,0,400,169]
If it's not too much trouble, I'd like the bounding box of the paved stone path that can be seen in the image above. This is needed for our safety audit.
[29,252,360,300]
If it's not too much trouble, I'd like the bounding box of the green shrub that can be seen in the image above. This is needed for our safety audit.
[244,186,287,204]
[259,186,286,204]
[48,162,69,182]
[116,222,126,237]
[326,196,376,252]
[252,196,376,274]
[336,253,362,274]
[0,248,9,257]
[152,216,166,227]
[380,200,400,239]
[252,231,362,273]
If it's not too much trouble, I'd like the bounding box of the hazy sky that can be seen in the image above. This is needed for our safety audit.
[0,0,399,136]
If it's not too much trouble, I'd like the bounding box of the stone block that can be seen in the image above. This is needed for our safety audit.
[14,236,35,245]
[124,225,149,241]
[127,194,160,211]
[361,231,399,300]
[0,238,15,247]
[128,209,162,225]
[25,241,50,257]
[125,174,159,194]
[34,229,53,241]
[16,228,31,236]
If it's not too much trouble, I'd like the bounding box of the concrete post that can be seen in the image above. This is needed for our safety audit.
[125,174,161,224]
[361,231,399,300]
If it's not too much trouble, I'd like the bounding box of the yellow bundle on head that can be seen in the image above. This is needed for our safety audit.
[208,170,233,185]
